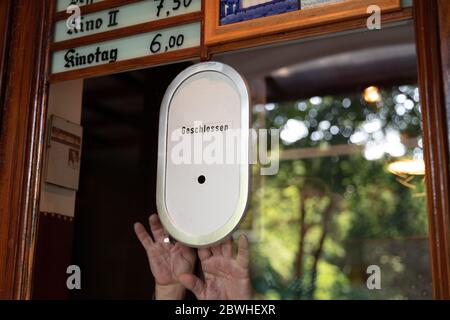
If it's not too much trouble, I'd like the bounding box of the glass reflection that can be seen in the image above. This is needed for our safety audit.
[240,84,431,300]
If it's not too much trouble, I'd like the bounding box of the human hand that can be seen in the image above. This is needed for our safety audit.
[178,235,251,300]
[134,214,196,299]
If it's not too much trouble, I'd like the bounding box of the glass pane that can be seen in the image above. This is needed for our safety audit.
[215,23,432,300]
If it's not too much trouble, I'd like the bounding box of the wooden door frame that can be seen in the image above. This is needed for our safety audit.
[0,0,450,299]
[413,0,450,300]
[0,0,12,125]
[0,0,54,299]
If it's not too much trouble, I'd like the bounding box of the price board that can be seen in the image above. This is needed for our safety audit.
[51,0,202,81]
[51,22,201,74]
[56,0,105,13]
[54,0,201,42]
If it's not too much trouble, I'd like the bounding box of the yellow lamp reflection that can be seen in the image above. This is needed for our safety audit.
[363,86,381,103]
[388,159,425,176]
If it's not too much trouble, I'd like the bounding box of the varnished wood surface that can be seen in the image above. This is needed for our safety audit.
[208,7,412,55]
[414,0,450,300]
[0,0,12,124]
[0,0,54,299]
[205,0,401,46]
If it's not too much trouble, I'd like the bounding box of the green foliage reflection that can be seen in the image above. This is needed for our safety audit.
[243,85,431,300]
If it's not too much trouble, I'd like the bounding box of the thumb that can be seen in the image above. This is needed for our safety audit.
[178,273,205,299]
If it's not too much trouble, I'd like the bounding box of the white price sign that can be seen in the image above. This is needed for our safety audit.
[56,0,105,13]
[54,0,201,43]
[51,22,201,74]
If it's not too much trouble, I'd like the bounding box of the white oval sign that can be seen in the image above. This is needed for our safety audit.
[157,62,250,247]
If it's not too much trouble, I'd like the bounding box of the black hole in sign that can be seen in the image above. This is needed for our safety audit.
[198,175,206,184]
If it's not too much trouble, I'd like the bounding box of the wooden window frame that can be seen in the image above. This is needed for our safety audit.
[1,0,450,299]
[413,0,450,299]
[205,0,402,46]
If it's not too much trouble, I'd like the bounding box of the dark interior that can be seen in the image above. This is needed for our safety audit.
[71,62,191,299]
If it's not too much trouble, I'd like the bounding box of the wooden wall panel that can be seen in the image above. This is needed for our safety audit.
[0,0,12,125]
[0,0,54,299]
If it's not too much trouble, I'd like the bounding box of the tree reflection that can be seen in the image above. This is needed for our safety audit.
[243,84,431,300]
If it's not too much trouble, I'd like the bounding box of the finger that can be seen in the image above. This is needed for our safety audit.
[172,242,191,255]
[134,222,154,250]
[198,247,212,261]
[221,237,233,258]
[211,244,222,256]
[178,273,205,299]
[149,214,166,243]
[236,235,249,268]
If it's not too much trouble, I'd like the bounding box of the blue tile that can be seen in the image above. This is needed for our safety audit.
[220,0,300,25]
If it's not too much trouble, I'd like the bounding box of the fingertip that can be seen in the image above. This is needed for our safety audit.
[149,213,158,223]
[238,234,249,249]
[134,222,142,231]
[224,236,233,244]
[134,222,150,244]
[198,247,212,261]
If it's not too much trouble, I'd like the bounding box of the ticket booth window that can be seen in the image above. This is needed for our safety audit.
[3,0,449,301]
[51,20,431,300]
[214,20,431,300]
